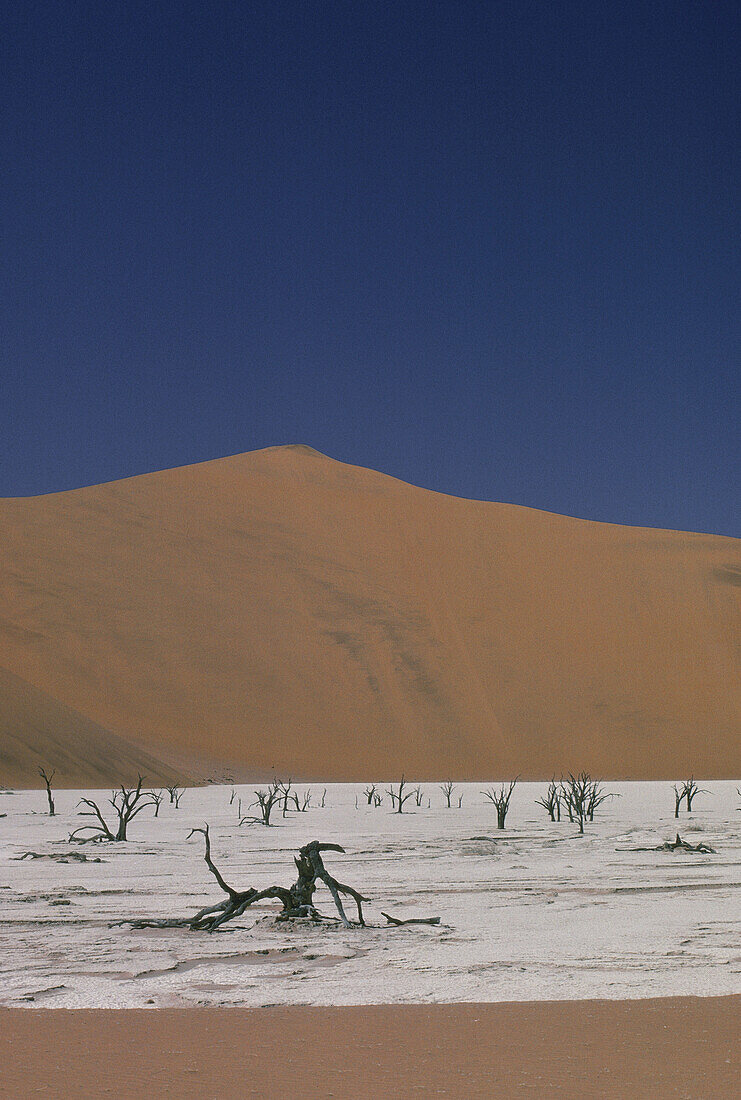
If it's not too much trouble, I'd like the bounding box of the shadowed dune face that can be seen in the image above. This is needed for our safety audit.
[0,445,739,785]
[0,666,182,787]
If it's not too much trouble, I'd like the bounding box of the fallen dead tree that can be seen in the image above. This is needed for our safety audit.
[655,833,716,853]
[382,912,441,926]
[620,833,716,854]
[12,851,105,862]
[127,828,369,931]
[655,836,712,853]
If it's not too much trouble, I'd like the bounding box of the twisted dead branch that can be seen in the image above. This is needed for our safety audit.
[127,828,369,931]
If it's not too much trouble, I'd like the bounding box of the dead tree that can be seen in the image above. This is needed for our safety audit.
[586,779,611,821]
[386,776,416,814]
[129,828,369,930]
[291,789,312,812]
[440,781,456,808]
[149,789,165,818]
[38,767,56,816]
[373,792,383,808]
[69,776,155,842]
[166,785,184,808]
[682,778,707,812]
[241,782,281,826]
[559,773,611,833]
[413,786,424,807]
[363,784,377,805]
[482,778,518,829]
[560,773,584,832]
[320,789,327,808]
[535,780,561,822]
[229,787,237,805]
[275,779,293,817]
[457,793,464,808]
[672,784,687,818]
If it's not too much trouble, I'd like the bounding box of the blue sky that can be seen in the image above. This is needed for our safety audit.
[1,1,738,534]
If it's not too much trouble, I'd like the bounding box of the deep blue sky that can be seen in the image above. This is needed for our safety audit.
[1,1,738,535]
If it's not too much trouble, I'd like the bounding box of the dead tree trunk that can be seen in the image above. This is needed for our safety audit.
[128,829,369,931]
[672,784,686,818]
[38,768,56,816]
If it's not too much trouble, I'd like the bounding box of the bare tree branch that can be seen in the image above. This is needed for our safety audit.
[69,776,155,842]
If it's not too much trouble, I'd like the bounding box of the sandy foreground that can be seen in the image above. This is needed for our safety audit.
[0,998,738,1099]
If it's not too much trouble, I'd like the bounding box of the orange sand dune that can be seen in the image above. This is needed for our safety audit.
[0,665,184,787]
[0,445,738,785]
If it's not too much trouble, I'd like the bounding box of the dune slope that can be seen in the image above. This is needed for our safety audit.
[0,445,738,783]
[0,666,183,787]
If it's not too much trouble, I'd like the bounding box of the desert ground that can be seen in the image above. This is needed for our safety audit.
[1,778,739,1097]
[2,446,739,786]
[1,780,738,1009]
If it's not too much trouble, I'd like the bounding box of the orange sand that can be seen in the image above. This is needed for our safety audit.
[1,446,739,785]
[1,998,738,1099]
